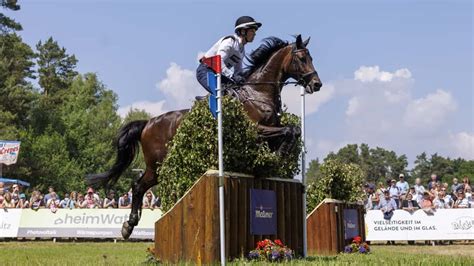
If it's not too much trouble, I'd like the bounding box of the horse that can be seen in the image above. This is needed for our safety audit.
[87,34,322,239]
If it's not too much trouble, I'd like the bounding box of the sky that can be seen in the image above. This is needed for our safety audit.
[6,0,474,168]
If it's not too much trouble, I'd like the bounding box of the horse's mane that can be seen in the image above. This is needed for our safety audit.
[243,37,288,78]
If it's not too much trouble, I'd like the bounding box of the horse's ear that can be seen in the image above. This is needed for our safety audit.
[295,34,303,49]
[303,37,311,47]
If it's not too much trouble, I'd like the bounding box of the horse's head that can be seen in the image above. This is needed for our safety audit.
[286,34,322,93]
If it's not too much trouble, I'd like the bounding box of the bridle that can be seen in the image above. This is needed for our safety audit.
[290,47,317,88]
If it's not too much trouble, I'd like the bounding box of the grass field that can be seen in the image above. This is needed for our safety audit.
[0,241,472,265]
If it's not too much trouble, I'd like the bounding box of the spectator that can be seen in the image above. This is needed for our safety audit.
[388,179,401,207]
[462,176,471,190]
[60,193,75,209]
[30,190,43,210]
[401,193,419,213]
[465,186,472,202]
[454,191,470,208]
[69,191,78,207]
[451,178,462,193]
[414,178,425,205]
[374,182,386,205]
[408,186,416,199]
[76,193,85,208]
[3,192,15,208]
[396,174,409,195]
[0,191,5,209]
[16,193,29,208]
[378,190,397,220]
[430,182,441,199]
[420,192,435,214]
[363,183,376,210]
[118,192,132,208]
[46,192,60,213]
[84,187,100,209]
[43,186,58,205]
[103,190,117,209]
[11,184,20,199]
[427,174,438,190]
[433,188,451,209]
[142,190,158,209]
[0,181,4,193]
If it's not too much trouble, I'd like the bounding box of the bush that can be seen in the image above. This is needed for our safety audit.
[306,159,365,211]
[156,97,302,211]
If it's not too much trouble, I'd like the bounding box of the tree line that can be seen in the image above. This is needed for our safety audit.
[1,1,149,194]
[305,143,474,186]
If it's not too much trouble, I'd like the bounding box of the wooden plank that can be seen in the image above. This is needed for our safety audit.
[284,182,292,250]
[224,176,231,260]
[230,178,239,258]
[246,178,255,254]
[203,175,218,263]
[237,177,247,257]
[277,181,286,245]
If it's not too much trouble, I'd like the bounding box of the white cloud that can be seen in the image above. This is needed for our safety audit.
[345,97,360,116]
[117,100,167,118]
[403,89,457,129]
[156,62,202,109]
[281,83,335,115]
[448,132,474,159]
[354,65,412,82]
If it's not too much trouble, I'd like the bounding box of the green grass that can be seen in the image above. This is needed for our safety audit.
[0,241,472,265]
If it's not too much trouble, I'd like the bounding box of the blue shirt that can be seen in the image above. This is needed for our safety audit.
[378,197,398,212]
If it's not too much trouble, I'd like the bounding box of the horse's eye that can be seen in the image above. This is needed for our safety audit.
[300,57,307,64]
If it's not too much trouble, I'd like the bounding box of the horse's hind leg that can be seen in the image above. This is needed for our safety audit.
[121,168,158,239]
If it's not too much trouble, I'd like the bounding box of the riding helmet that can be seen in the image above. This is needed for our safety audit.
[234,16,262,33]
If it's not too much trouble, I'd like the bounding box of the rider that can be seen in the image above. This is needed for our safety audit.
[196,16,262,95]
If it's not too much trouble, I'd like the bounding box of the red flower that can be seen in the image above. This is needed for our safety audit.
[352,236,362,244]
[274,239,283,247]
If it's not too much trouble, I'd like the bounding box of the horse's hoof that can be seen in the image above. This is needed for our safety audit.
[121,221,133,240]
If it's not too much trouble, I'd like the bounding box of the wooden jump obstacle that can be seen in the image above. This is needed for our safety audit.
[306,199,365,255]
[154,170,304,264]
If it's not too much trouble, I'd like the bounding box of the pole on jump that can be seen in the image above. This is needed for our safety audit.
[202,55,225,264]
[216,70,226,266]
[300,85,307,257]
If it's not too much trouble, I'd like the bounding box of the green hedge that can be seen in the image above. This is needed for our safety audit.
[306,159,365,212]
[156,97,301,211]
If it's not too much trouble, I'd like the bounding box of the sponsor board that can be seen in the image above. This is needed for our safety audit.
[0,209,161,239]
[0,209,22,237]
[365,209,474,240]
[0,141,21,165]
[250,189,277,235]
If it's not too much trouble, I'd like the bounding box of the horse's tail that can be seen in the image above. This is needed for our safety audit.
[86,120,148,190]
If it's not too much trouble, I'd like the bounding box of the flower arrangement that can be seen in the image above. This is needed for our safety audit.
[248,239,294,262]
[343,236,370,254]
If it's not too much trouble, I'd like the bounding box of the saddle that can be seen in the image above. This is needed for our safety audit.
[195,83,242,101]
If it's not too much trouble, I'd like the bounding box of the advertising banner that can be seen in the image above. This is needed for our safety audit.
[7,208,162,239]
[365,209,474,240]
[0,141,21,165]
[343,209,360,240]
[250,189,277,235]
[0,209,22,237]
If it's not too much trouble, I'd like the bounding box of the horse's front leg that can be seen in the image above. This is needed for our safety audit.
[121,168,158,239]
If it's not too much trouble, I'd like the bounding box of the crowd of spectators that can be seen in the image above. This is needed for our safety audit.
[0,183,161,213]
[364,174,473,215]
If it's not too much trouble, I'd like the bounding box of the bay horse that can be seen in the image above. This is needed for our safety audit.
[87,34,322,239]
